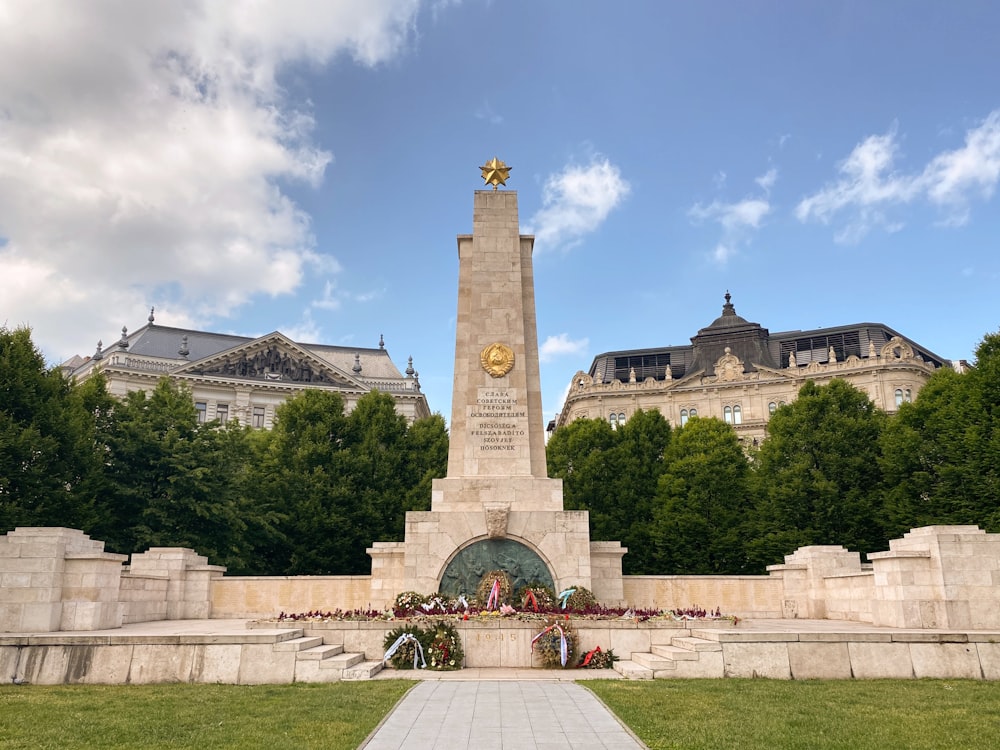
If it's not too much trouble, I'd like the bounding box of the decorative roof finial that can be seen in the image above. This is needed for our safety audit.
[118,326,129,350]
[353,353,362,374]
[480,156,511,191]
[379,333,385,350]
[722,290,734,315]
[178,335,189,358]
[405,356,415,377]
[93,340,104,361]
[148,306,155,325]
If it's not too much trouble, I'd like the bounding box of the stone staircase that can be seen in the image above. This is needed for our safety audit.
[273,633,383,682]
[614,633,724,679]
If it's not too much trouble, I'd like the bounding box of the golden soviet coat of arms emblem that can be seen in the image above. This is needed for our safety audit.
[480,342,515,378]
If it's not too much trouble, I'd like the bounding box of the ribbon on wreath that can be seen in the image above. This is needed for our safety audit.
[523,589,539,612]
[383,632,427,669]
[558,588,576,610]
[578,645,602,668]
[486,578,502,610]
[531,624,569,667]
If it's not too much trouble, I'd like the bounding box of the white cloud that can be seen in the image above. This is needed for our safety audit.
[797,111,1000,241]
[527,157,631,251]
[539,333,589,362]
[755,168,778,194]
[0,0,422,360]
[688,192,772,265]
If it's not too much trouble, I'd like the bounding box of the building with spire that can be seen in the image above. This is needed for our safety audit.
[63,308,430,428]
[554,293,961,444]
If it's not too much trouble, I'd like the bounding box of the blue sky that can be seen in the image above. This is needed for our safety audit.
[2,1,998,426]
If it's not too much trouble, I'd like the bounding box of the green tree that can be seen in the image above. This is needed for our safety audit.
[98,378,253,569]
[251,390,448,575]
[0,327,101,532]
[747,379,887,569]
[651,417,752,573]
[547,410,671,574]
[880,331,1000,534]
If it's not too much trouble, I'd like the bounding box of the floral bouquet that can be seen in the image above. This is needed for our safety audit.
[382,625,427,669]
[393,591,429,614]
[475,570,513,609]
[425,621,464,670]
[531,618,576,669]
[577,646,618,669]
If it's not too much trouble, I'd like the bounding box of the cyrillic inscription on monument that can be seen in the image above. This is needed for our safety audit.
[469,387,527,452]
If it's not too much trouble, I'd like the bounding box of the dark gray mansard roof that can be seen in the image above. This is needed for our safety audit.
[587,293,950,384]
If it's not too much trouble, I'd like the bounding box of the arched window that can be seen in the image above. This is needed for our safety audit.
[724,406,733,424]
[609,413,618,429]
[768,402,777,415]
[679,409,688,426]
[733,405,742,424]
[905,389,912,403]
[618,412,626,425]
[895,389,903,407]
[690,408,698,418]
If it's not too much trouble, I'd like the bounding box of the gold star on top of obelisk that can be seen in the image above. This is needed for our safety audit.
[480,156,511,190]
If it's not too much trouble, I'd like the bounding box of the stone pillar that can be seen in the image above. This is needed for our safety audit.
[0,528,126,632]
[367,542,405,610]
[869,525,1000,629]
[767,545,862,619]
[394,186,608,600]
[128,548,226,620]
[444,190,549,487]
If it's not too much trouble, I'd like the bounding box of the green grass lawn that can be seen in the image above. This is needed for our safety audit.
[0,681,412,750]
[3,679,1000,749]
[587,679,1000,750]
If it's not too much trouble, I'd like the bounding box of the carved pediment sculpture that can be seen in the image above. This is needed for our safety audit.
[881,336,915,361]
[715,347,745,382]
[179,334,358,388]
[484,502,510,539]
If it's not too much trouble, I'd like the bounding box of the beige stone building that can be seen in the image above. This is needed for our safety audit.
[62,310,430,427]
[555,293,960,444]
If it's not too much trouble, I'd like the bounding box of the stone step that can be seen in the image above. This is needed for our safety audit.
[671,636,722,652]
[297,644,344,661]
[273,636,324,652]
[342,660,384,680]
[321,652,364,670]
[613,660,654,680]
[630,652,678,671]
[651,644,699,661]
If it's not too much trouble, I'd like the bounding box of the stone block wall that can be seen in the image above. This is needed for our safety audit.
[869,526,1000,629]
[0,529,225,633]
[765,526,1000,629]
[0,528,126,632]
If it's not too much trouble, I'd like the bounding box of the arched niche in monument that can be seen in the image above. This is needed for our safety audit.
[439,538,554,599]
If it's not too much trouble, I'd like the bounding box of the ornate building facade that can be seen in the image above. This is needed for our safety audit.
[63,309,430,428]
[555,294,960,444]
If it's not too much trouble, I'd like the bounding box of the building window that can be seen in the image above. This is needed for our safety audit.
[609,413,618,429]
[618,412,626,425]
[689,408,697,418]
[768,402,777,415]
[724,406,733,424]
[252,406,266,428]
[195,402,207,423]
[905,389,912,403]
[733,405,742,424]
[895,389,903,407]
[216,403,229,423]
[680,409,688,426]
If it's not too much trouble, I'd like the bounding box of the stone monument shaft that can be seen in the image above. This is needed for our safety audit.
[448,190,547,479]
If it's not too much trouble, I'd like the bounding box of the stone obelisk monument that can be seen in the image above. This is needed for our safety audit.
[367,160,625,604]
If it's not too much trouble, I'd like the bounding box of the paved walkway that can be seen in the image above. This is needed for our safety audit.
[359,680,647,750]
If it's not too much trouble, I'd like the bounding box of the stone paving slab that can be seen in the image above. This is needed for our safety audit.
[360,681,647,750]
